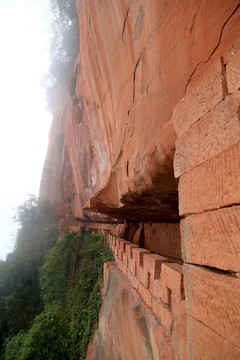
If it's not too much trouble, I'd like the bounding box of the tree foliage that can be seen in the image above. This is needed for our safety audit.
[0,196,58,358]
[0,197,114,359]
[38,232,114,360]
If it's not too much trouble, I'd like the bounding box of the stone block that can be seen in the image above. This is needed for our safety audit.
[136,263,150,289]
[115,257,127,275]
[174,92,240,177]
[143,254,168,280]
[112,236,116,247]
[171,298,186,320]
[126,269,139,290]
[128,257,136,276]
[184,264,240,347]
[132,248,150,266]
[152,297,172,335]
[122,252,128,266]
[115,238,121,249]
[119,239,131,252]
[125,243,139,258]
[150,278,170,305]
[187,315,240,360]
[144,223,181,259]
[161,263,184,300]
[179,142,240,215]
[181,206,240,272]
[224,39,240,94]
[114,246,118,258]
[173,58,226,137]
[138,282,152,309]
[119,250,123,261]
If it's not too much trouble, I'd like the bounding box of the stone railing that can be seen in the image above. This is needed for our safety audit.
[106,232,186,335]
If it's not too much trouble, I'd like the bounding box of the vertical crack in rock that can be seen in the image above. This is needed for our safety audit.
[220,56,228,95]
[133,56,142,103]
[121,8,129,42]
[184,4,240,94]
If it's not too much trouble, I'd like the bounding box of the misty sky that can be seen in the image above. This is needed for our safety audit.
[0,0,53,260]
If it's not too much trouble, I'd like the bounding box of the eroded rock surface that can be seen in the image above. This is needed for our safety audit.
[39,1,240,359]
[86,265,186,360]
[41,0,240,224]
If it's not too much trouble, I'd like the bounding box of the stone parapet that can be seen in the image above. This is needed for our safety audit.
[106,232,186,334]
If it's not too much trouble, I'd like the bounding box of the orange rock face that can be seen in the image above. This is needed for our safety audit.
[181,206,240,272]
[187,316,240,360]
[173,17,240,358]
[41,0,239,223]
[86,264,187,360]
[40,0,240,358]
[41,0,240,223]
[184,264,240,348]
[77,0,233,220]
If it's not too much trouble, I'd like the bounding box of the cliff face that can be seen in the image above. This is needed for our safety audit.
[40,0,240,358]
[73,0,240,222]
[41,0,240,223]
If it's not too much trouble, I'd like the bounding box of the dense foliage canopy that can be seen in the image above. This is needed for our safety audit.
[0,195,58,358]
[0,194,113,360]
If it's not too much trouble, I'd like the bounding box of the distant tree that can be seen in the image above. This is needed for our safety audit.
[42,0,79,110]
[0,195,58,349]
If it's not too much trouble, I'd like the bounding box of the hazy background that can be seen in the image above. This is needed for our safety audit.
[0,0,52,260]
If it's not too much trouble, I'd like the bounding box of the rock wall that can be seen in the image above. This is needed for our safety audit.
[40,0,240,359]
[173,37,240,358]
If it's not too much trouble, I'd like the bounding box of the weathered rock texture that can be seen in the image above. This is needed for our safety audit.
[173,27,240,359]
[40,0,240,358]
[86,261,186,360]
[41,0,240,223]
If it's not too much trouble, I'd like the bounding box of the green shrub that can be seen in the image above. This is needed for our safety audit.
[4,332,27,360]
[3,232,114,360]
[19,305,69,360]
[40,232,81,306]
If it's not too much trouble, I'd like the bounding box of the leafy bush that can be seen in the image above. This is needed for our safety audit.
[40,232,80,306]
[2,232,114,360]
[19,305,69,360]
[39,232,114,360]
[4,332,27,360]
[0,196,58,344]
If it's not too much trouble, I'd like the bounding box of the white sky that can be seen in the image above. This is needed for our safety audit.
[0,0,53,260]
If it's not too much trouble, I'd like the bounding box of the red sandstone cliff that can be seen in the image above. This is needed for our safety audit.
[41,0,240,223]
[40,0,240,358]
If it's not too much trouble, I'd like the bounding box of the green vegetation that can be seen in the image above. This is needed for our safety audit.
[0,196,114,359]
[42,0,79,110]
[0,196,57,342]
